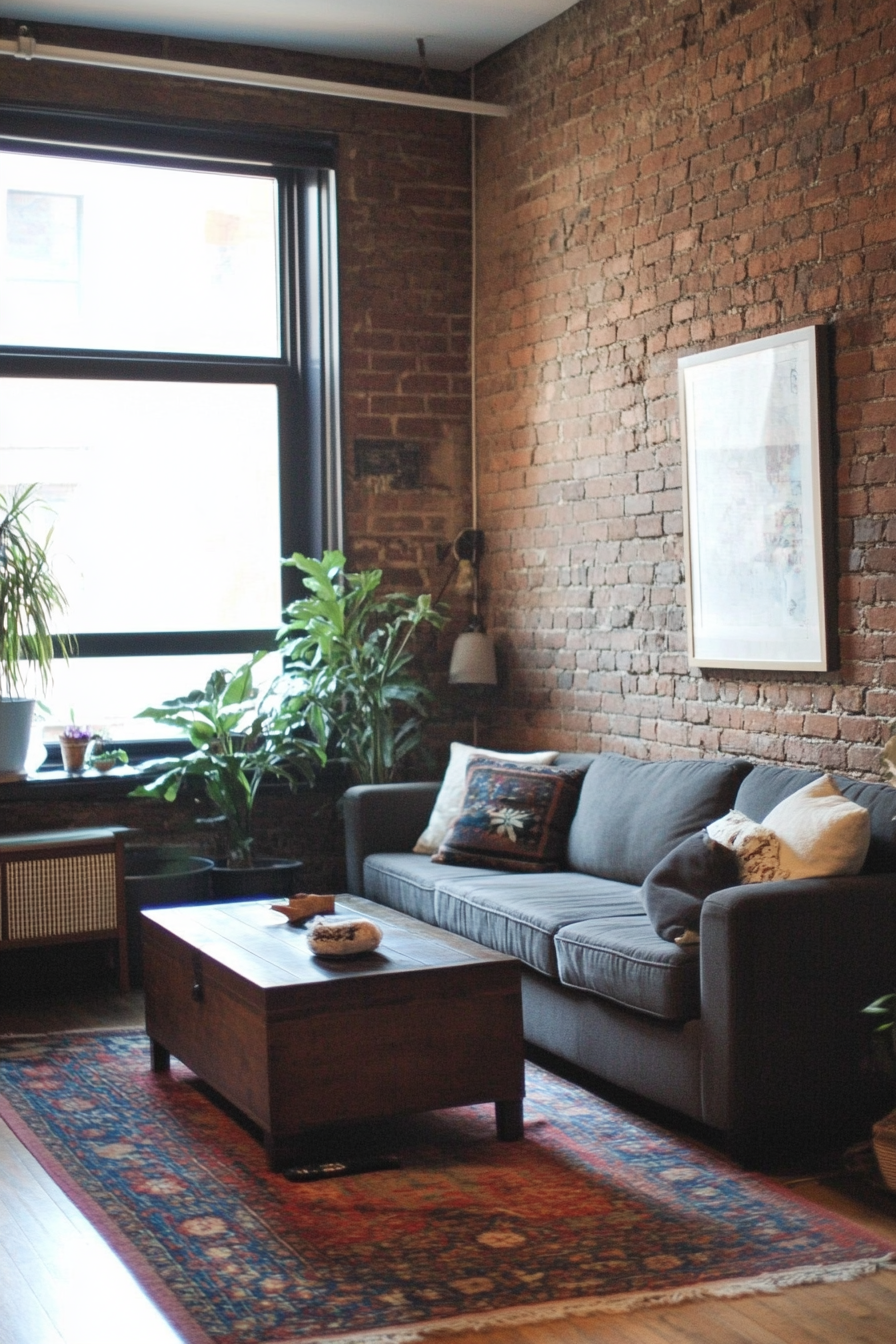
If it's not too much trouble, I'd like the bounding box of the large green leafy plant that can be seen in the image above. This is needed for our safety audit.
[0,484,70,697]
[131,653,325,867]
[274,551,447,785]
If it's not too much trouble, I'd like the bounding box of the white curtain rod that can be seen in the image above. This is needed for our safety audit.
[0,27,508,117]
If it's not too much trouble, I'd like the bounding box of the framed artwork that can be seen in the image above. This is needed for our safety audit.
[678,324,835,671]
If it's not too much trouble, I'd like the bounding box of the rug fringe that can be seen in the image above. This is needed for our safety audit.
[287,1255,896,1344]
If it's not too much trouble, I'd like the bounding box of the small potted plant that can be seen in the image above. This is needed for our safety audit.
[130,652,326,897]
[58,722,94,775]
[90,743,129,773]
[0,484,72,778]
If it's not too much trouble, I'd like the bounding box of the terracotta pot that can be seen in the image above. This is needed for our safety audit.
[59,737,90,774]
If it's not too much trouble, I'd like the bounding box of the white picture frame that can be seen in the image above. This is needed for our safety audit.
[678,325,835,671]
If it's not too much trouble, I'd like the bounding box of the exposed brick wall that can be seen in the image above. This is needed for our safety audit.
[341,128,473,597]
[0,783,348,889]
[473,0,896,778]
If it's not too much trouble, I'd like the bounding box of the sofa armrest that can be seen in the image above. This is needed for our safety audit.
[699,873,896,1156]
[343,782,440,895]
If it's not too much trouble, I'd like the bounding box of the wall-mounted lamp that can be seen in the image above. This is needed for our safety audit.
[449,628,497,685]
[447,529,497,686]
[446,109,498,701]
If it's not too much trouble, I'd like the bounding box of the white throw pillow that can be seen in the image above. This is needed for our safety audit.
[413,742,559,854]
[706,810,788,884]
[761,774,870,879]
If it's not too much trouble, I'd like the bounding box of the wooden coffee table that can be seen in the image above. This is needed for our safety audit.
[142,895,525,1168]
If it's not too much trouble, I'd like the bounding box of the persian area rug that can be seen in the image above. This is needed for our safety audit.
[0,1029,893,1344]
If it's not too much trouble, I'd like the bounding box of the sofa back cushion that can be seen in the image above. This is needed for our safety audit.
[734,765,896,875]
[567,753,753,886]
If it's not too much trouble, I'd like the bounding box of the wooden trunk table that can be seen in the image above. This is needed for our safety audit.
[142,895,525,1168]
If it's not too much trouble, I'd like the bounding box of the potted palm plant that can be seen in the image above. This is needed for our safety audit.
[131,652,326,897]
[0,485,71,778]
[272,550,447,786]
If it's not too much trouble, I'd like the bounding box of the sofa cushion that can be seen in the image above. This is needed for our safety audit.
[566,754,752,886]
[555,916,701,1021]
[434,758,586,873]
[363,853,448,921]
[734,766,896,875]
[641,831,740,943]
[430,870,642,978]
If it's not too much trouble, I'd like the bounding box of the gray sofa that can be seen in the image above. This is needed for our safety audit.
[344,751,896,1164]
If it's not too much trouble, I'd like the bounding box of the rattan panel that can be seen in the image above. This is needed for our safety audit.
[5,852,118,940]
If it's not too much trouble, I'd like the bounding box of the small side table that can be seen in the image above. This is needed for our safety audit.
[0,828,129,992]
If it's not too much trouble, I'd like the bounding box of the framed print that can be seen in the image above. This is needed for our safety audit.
[678,324,835,671]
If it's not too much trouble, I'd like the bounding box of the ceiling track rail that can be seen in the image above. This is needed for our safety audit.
[0,26,508,117]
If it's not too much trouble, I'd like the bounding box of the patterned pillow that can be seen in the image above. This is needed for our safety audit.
[413,743,558,854]
[433,758,586,873]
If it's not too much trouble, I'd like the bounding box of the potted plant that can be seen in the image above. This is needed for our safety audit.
[90,743,129,774]
[130,652,326,898]
[860,729,896,1186]
[0,484,72,778]
[863,993,896,1189]
[58,722,95,775]
[272,550,447,786]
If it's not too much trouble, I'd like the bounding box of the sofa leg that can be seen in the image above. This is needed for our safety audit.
[495,1099,524,1141]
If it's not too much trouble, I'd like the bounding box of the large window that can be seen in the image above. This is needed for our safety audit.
[0,108,341,744]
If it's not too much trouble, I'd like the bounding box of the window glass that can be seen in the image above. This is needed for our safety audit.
[0,117,338,754]
[0,378,283,634]
[1,150,280,357]
[35,653,279,745]
[0,378,283,738]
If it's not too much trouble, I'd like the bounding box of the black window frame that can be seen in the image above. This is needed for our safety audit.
[0,103,341,679]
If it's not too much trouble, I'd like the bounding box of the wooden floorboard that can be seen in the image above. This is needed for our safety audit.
[1,984,895,1344]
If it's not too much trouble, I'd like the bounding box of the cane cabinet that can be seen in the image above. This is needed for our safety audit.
[0,828,129,991]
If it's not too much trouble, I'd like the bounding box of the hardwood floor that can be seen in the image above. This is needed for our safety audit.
[1,976,895,1344]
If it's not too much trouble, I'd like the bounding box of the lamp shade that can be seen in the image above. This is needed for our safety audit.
[449,630,497,685]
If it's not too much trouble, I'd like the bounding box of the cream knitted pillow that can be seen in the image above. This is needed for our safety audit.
[706,810,787,884]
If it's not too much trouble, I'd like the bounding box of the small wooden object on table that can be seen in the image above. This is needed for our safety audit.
[142,894,524,1168]
[270,893,335,922]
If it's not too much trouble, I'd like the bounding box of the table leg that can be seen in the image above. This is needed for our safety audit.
[495,1099,524,1141]
[150,1039,170,1072]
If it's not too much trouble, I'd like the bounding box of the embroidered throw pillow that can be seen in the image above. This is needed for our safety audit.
[706,810,788,884]
[761,773,871,879]
[433,758,586,873]
[413,742,558,854]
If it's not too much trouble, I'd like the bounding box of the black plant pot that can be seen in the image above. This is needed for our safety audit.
[124,846,215,986]
[209,857,305,901]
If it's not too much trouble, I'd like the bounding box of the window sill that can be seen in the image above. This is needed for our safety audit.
[0,768,144,802]
[0,764,343,803]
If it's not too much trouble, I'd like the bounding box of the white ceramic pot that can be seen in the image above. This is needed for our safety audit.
[0,698,35,778]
